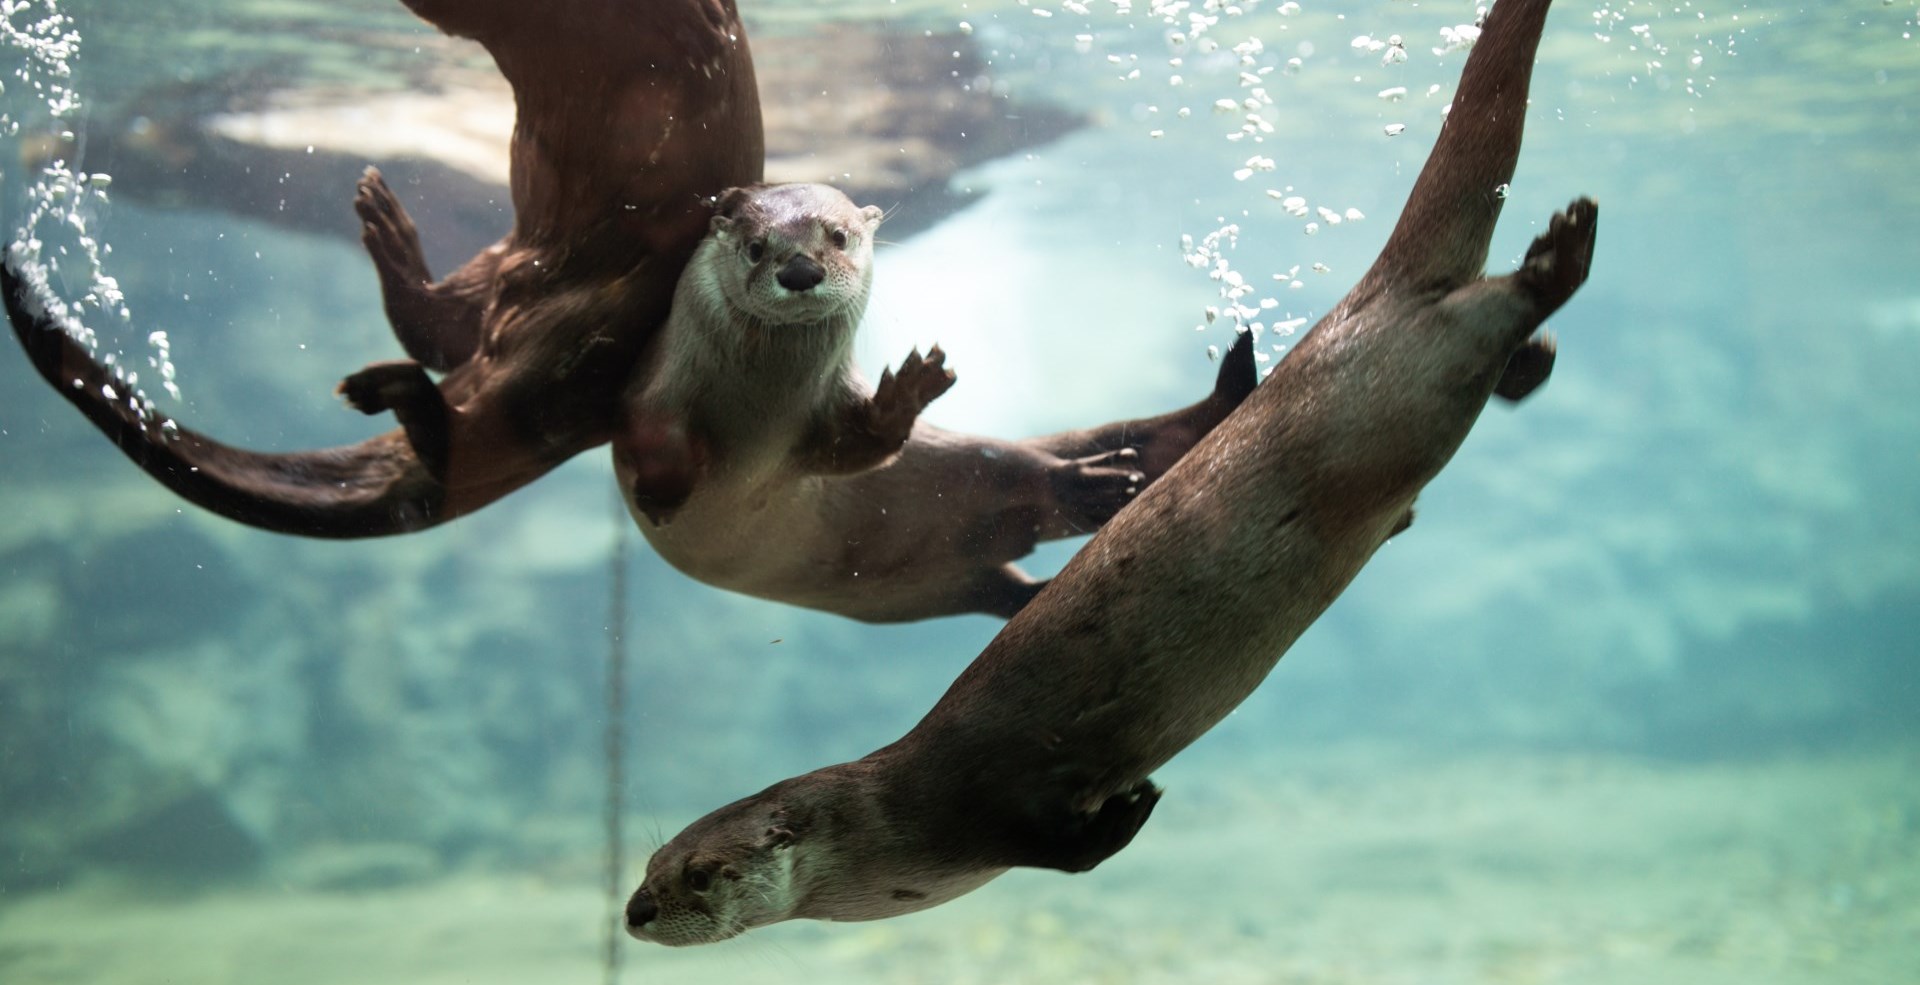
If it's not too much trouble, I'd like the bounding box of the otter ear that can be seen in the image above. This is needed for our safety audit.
[711,186,757,237]
[763,825,794,849]
[860,205,884,230]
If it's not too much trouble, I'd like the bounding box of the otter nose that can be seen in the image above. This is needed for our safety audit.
[776,255,826,292]
[625,888,659,930]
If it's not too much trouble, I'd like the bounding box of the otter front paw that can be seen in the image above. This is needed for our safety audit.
[870,346,956,445]
[1051,447,1147,529]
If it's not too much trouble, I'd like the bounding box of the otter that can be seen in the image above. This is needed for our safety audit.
[612,181,1236,621]
[613,182,954,527]
[4,0,767,536]
[626,0,1593,944]
[4,1,1254,620]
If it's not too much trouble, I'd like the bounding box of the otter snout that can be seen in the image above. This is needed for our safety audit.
[775,254,826,292]
[625,887,659,935]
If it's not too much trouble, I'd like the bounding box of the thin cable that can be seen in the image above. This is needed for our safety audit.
[602,512,629,985]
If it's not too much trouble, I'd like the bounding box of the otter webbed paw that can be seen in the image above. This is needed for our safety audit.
[355,168,432,298]
[802,347,957,475]
[1517,198,1598,317]
[1050,447,1147,530]
[1016,780,1164,874]
[355,167,479,371]
[1493,333,1557,403]
[336,359,451,482]
[870,346,956,445]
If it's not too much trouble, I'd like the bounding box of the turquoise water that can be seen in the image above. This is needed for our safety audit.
[1,1,1915,982]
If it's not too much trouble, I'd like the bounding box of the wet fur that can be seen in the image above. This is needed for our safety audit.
[4,0,765,536]
[629,0,1595,943]
[4,1,1251,623]
[616,182,903,520]
[617,183,1258,621]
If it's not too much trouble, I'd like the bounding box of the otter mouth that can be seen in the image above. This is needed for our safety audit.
[624,886,744,947]
[752,291,853,324]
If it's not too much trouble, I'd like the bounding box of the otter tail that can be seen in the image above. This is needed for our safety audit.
[5,256,450,537]
[1368,0,1555,291]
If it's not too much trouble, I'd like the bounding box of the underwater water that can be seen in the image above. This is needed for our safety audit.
[1,0,1916,982]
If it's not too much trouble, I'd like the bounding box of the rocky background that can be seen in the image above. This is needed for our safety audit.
[0,2,1093,895]
[2,0,1916,906]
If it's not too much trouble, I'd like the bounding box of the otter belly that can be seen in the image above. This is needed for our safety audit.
[634,471,842,594]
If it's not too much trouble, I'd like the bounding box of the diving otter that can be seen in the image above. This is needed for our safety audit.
[5,0,766,535]
[626,0,1593,944]
[612,181,1242,621]
[613,182,955,527]
[5,0,1253,621]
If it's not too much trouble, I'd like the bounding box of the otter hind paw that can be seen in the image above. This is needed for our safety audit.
[1023,781,1164,874]
[1493,332,1557,403]
[354,167,429,281]
[1051,447,1146,528]
[1519,198,1599,313]
[336,359,451,481]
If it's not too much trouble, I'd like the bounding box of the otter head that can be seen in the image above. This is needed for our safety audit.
[704,183,884,326]
[624,790,800,946]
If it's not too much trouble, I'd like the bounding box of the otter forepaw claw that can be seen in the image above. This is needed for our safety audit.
[872,346,957,425]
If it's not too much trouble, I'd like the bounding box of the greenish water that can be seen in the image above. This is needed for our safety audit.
[2,1,1916,983]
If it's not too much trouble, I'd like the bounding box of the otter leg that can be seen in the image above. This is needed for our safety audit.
[965,564,1046,619]
[1022,329,1257,501]
[1516,199,1600,320]
[1014,781,1164,873]
[336,359,451,482]
[615,415,708,527]
[800,347,956,475]
[1045,447,1147,534]
[1494,333,1556,403]
[355,167,483,371]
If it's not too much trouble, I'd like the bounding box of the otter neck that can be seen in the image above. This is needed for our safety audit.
[656,241,868,471]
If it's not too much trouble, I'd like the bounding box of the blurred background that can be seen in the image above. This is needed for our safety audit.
[1,1,1914,982]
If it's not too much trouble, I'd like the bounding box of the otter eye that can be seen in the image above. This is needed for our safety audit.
[747,241,766,263]
[830,228,849,250]
[686,869,713,893]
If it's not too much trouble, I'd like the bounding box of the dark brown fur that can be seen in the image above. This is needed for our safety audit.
[604,181,1257,622]
[5,1,1251,624]
[629,0,1595,944]
[5,0,764,536]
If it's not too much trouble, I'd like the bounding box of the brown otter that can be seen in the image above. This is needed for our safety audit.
[3,0,766,536]
[626,0,1592,944]
[4,0,1253,621]
[611,180,1243,620]
[612,182,952,527]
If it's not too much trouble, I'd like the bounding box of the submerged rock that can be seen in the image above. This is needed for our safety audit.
[76,784,263,878]
[30,25,1084,271]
